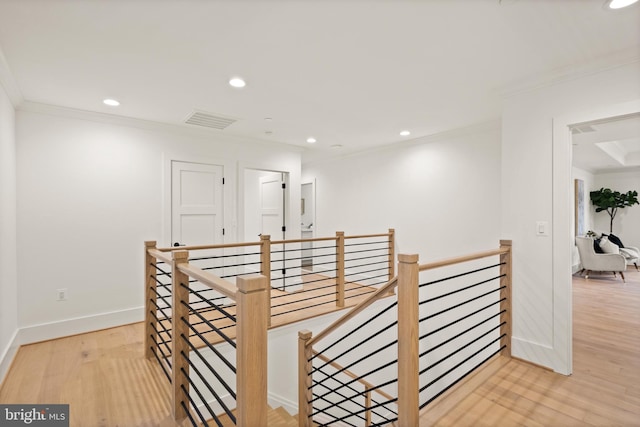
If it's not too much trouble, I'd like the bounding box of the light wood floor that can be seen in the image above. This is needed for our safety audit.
[1,268,638,426]
[426,267,640,426]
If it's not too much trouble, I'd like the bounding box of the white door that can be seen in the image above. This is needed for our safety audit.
[259,173,285,241]
[172,161,224,247]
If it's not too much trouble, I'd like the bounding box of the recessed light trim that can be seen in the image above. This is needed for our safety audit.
[229,77,246,88]
[103,98,120,107]
[606,0,638,8]
[307,137,317,144]
[400,130,411,136]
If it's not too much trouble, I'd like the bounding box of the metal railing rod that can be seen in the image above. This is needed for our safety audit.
[201,260,261,270]
[158,241,262,252]
[420,299,505,340]
[183,307,237,349]
[419,337,505,394]
[180,383,211,427]
[420,324,504,375]
[312,359,399,403]
[189,250,262,261]
[180,401,201,427]
[150,347,172,382]
[344,267,389,278]
[309,379,371,424]
[311,338,398,390]
[312,299,398,359]
[419,262,504,288]
[420,286,505,323]
[420,311,505,358]
[184,335,237,395]
[311,320,397,376]
[181,349,237,424]
[420,274,504,304]
[314,395,398,427]
[419,347,504,410]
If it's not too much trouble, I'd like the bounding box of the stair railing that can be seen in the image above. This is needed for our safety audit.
[298,240,512,426]
[144,242,268,426]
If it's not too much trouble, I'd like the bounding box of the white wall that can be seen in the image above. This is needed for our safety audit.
[15,107,301,343]
[302,121,502,261]
[502,61,640,373]
[593,170,640,243]
[0,81,18,379]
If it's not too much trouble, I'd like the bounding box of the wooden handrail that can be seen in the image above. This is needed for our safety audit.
[157,241,263,252]
[270,236,338,245]
[344,232,394,240]
[176,263,237,300]
[148,248,172,264]
[312,352,396,402]
[419,247,509,271]
[306,277,398,348]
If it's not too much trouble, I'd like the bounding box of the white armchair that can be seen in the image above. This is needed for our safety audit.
[575,236,627,282]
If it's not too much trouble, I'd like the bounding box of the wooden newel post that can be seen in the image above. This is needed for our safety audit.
[397,253,419,427]
[499,240,513,358]
[298,330,313,427]
[260,234,272,325]
[336,232,345,308]
[171,250,190,421]
[236,274,269,427]
[144,241,157,360]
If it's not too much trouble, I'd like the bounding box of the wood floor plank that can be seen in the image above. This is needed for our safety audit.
[424,267,640,426]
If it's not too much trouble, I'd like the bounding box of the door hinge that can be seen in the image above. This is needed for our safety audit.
[281,182,286,189]
[282,268,286,275]
[282,226,286,232]
[222,228,225,236]
[222,177,225,185]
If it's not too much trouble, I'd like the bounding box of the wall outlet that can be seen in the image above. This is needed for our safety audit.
[57,288,68,301]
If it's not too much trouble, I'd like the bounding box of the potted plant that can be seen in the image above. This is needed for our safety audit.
[589,187,639,233]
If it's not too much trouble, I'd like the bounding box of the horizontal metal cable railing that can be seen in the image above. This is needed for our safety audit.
[417,243,511,411]
[299,278,401,427]
[149,230,395,329]
[144,244,268,426]
[299,241,512,427]
[144,243,174,383]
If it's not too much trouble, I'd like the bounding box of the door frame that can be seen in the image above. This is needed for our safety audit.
[552,98,640,375]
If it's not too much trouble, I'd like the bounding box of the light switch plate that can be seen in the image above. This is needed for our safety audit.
[536,221,549,236]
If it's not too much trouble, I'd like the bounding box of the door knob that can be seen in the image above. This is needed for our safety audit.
[173,242,185,247]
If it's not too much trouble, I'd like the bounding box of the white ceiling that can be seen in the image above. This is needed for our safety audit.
[572,114,640,173]
[0,0,639,163]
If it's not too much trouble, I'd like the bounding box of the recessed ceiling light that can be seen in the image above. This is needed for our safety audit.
[103,98,120,107]
[229,77,246,88]
[606,0,638,8]
[307,137,317,144]
[400,130,411,136]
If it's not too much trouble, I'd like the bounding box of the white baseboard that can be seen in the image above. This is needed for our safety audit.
[17,306,145,346]
[511,336,555,371]
[0,329,19,386]
[268,391,298,415]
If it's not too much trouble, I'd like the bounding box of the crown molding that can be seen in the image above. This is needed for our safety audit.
[498,46,640,98]
[302,118,501,166]
[0,46,23,106]
[17,101,304,153]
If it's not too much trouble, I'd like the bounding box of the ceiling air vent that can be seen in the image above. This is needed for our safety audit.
[572,125,596,135]
[184,111,237,130]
